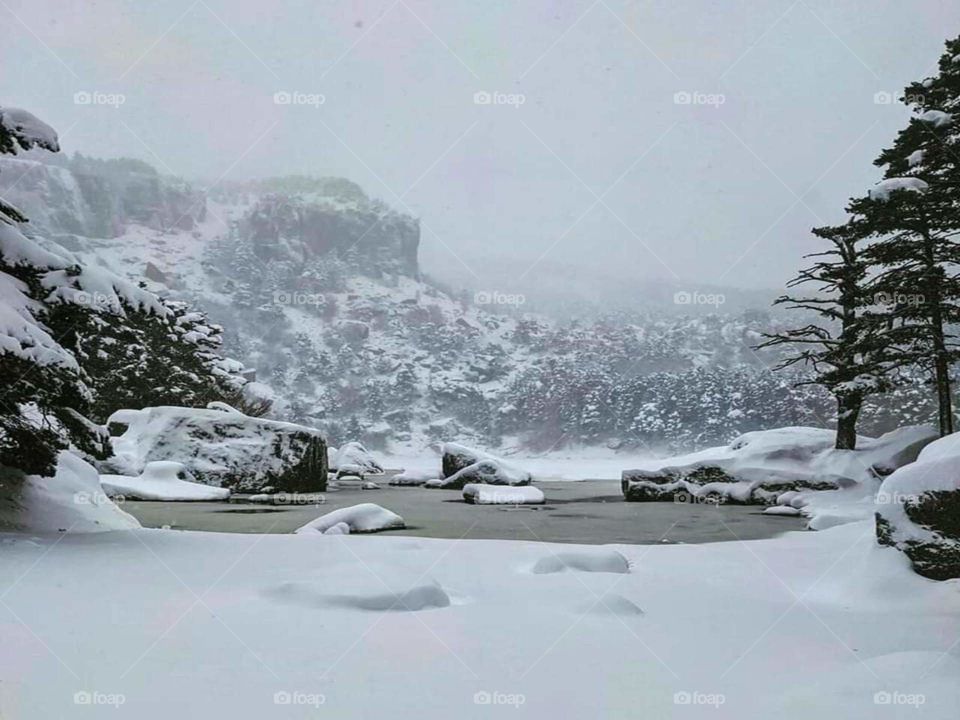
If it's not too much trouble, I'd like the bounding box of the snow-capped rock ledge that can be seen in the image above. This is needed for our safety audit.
[622,426,935,514]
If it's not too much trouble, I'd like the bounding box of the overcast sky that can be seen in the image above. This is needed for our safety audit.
[3,0,959,292]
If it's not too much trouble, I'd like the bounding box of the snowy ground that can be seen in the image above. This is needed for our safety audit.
[1,523,957,719]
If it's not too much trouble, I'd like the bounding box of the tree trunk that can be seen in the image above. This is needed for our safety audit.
[920,222,954,436]
[835,394,862,450]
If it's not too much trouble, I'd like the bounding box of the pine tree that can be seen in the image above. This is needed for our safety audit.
[758,219,894,449]
[854,38,960,435]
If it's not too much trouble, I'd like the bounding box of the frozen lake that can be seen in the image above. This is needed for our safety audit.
[121,480,803,544]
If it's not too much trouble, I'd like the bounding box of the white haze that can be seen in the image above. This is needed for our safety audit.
[2,0,958,297]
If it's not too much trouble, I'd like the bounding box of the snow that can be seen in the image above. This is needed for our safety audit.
[918,109,952,127]
[907,149,925,167]
[1,521,957,718]
[100,462,231,501]
[294,503,405,534]
[388,468,439,486]
[0,451,139,532]
[462,483,545,504]
[868,177,929,201]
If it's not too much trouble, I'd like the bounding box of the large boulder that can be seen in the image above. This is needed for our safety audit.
[876,433,960,580]
[623,426,936,506]
[105,406,327,493]
[438,443,532,489]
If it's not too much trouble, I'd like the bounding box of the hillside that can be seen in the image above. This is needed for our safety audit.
[0,153,941,453]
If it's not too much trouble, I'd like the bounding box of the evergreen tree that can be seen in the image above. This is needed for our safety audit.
[758,219,893,449]
[854,36,960,435]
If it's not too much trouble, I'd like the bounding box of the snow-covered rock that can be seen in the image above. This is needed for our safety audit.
[106,406,327,492]
[876,433,960,580]
[622,426,936,512]
[440,460,534,489]
[294,503,404,535]
[0,451,139,532]
[440,443,532,488]
[462,483,544,505]
[100,461,230,501]
[333,442,384,477]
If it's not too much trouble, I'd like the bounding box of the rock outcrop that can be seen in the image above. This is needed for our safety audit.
[876,433,960,580]
[105,406,327,492]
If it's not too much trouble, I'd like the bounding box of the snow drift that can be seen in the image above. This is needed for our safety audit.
[101,461,231,501]
[0,451,139,532]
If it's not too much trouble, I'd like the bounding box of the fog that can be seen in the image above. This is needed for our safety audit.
[3,0,958,297]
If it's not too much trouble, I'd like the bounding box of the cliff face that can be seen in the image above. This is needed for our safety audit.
[237,188,420,279]
[0,154,205,237]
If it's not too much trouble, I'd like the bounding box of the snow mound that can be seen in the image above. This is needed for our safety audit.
[334,442,384,476]
[388,468,438,486]
[106,405,327,492]
[869,177,929,201]
[463,483,544,505]
[622,426,935,522]
[0,451,139,533]
[100,461,230,501]
[294,503,404,535]
[876,433,960,579]
[531,549,631,575]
